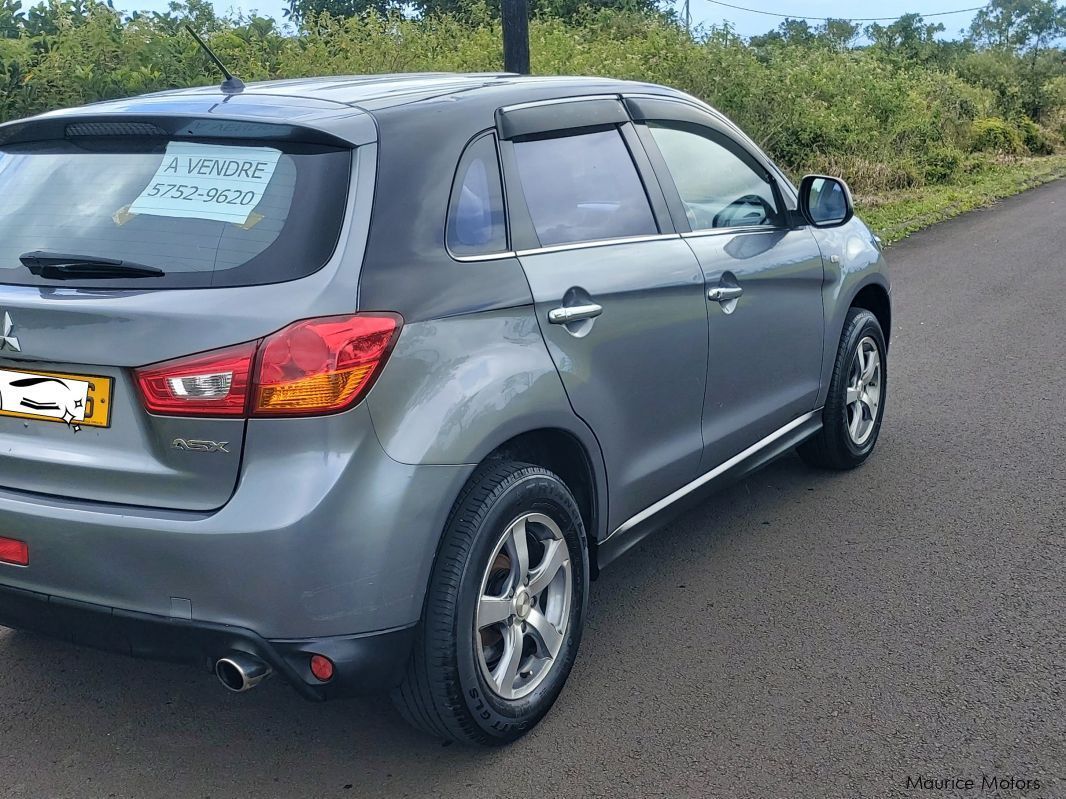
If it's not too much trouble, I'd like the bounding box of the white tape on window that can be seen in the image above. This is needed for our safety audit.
[128,142,282,225]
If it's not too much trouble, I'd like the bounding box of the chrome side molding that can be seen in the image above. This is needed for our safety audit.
[606,409,822,542]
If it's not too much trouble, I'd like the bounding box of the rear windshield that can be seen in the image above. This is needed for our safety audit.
[0,137,352,289]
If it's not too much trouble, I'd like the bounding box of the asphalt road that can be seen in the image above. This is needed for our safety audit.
[2,181,1064,799]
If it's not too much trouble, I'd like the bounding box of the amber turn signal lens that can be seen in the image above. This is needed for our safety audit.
[252,314,401,416]
[256,365,373,414]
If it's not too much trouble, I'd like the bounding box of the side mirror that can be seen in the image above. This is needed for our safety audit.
[799,175,854,228]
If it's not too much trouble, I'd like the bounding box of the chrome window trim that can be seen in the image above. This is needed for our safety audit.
[681,224,781,239]
[448,203,781,260]
[450,251,518,262]
[515,232,681,257]
[605,410,822,543]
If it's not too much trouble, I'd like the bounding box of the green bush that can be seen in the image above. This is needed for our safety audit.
[970,117,1026,155]
[1016,116,1055,156]
[921,147,964,183]
[961,153,994,175]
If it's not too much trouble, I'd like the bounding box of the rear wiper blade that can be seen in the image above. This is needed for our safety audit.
[19,251,165,279]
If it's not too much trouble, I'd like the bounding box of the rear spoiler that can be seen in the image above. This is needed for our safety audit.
[0,111,376,149]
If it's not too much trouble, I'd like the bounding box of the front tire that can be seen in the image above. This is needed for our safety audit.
[391,460,588,745]
[799,307,887,470]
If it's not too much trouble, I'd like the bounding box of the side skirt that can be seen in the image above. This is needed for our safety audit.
[596,409,823,571]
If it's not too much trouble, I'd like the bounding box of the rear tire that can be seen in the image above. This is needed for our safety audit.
[799,308,887,470]
[391,460,588,745]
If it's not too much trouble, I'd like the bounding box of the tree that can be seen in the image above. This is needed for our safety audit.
[968,0,1066,51]
[966,1,1066,117]
[286,0,394,21]
[286,0,666,25]
[22,1,73,36]
[749,17,858,51]
[749,18,815,48]
[0,0,25,38]
[821,18,859,50]
[866,13,947,63]
[144,0,222,34]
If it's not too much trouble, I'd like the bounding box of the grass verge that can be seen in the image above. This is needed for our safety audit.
[858,154,1066,245]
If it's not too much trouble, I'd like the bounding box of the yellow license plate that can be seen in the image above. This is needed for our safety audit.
[0,367,113,428]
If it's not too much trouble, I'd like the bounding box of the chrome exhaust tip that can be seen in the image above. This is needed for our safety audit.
[215,652,271,693]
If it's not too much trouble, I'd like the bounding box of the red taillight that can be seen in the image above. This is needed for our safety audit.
[254,314,400,416]
[0,536,29,567]
[136,342,257,417]
[135,314,402,419]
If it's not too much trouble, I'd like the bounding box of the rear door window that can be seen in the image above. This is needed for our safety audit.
[0,137,352,288]
[447,133,507,257]
[512,128,658,247]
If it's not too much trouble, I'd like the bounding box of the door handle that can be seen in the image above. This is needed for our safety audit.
[708,286,744,302]
[548,303,603,324]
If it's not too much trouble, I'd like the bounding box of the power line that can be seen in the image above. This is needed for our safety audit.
[702,0,986,22]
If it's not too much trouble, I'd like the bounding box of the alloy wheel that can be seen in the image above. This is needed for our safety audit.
[845,335,882,445]
[475,512,572,700]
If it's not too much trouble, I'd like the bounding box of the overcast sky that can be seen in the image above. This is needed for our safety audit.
[109,0,983,39]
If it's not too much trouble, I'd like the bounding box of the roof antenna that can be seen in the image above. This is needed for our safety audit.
[184,25,245,95]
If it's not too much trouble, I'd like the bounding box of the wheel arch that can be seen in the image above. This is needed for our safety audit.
[816,271,891,409]
[849,282,892,345]
[479,426,607,578]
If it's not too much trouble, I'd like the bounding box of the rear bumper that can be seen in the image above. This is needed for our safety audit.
[0,581,416,699]
[0,404,473,640]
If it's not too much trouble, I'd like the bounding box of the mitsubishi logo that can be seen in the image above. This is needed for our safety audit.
[0,312,19,352]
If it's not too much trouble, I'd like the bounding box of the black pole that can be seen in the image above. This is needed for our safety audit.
[501,0,530,75]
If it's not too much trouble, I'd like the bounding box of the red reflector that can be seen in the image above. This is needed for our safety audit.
[0,537,28,566]
[309,654,334,682]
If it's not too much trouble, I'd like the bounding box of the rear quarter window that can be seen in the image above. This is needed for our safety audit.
[447,133,507,257]
[0,137,352,289]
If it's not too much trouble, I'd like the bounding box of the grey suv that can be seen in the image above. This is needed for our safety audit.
[0,74,890,745]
